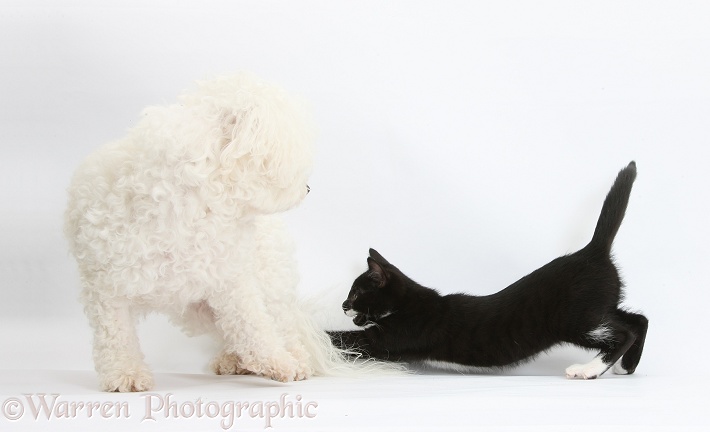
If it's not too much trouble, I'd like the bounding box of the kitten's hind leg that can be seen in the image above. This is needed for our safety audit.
[611,310,648,375]
[566,319,637,380]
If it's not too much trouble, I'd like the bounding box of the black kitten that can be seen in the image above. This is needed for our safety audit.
[330,162,647,379]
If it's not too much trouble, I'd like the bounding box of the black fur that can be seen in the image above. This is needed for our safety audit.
[330,162,647,379]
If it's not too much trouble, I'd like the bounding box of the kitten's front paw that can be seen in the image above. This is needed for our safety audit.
[353,314,368,326]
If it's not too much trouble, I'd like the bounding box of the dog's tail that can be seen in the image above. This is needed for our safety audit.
[587,161,637,253]
[293,301,409,378]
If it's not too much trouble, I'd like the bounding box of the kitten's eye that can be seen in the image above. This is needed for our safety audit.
[361,284,376,292]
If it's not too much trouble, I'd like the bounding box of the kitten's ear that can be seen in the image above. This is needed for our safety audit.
[368,248,391,266]
[367,257,388,288]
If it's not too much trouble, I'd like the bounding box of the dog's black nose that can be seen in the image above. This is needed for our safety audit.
[306,185,311,194]
[342,300,351,310]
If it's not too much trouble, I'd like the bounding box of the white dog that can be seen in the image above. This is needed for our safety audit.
[65,73,349,392]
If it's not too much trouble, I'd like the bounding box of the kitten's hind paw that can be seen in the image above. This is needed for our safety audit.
[566,364,598,380]
[565,357,609,380]
[612,360,630,375]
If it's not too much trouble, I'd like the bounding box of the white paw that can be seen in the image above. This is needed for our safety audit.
[565,357,609,380]
[100,367,154,392]
[292,363,314,381]
[263,357,301,383]
[210,352,251,376]
[612,361,629,375]
[240,355,301,383]
[287,345,314,381]
[566,364,598,380]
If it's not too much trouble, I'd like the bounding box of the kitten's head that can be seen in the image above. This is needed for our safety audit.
[342,249,406,327]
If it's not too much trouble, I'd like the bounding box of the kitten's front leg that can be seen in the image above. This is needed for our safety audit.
[328,330,375,357]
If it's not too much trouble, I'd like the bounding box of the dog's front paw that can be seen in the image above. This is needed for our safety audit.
[100,367,154,392]
[211,351,252,376]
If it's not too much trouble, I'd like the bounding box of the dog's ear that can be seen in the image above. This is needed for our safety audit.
[367,257,388,288]
[219,111,256,160]
[221,113,238,146]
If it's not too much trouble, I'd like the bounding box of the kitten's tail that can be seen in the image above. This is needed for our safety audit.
[587,161,637,253]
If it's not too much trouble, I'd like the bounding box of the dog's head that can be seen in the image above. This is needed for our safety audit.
[183,73,315,216]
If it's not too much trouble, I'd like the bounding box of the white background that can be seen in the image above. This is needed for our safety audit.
[1,1,708,430]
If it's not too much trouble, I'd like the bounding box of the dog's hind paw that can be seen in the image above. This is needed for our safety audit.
[211,351,252,375]
[216,348,311,382]
[100,368,154,392]
[270,360,313,382]
[240,356,301,383]
[264,363,298,383]
[293,365,313,381]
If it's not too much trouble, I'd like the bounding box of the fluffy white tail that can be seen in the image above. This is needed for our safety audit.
[294,299,410,377]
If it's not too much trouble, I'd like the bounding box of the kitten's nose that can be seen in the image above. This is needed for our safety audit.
[342,300,351,311]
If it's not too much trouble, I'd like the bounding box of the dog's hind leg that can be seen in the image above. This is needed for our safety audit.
[209,289,300,383]
[85,296,153,392]
[172,300,219,337]
[168,302,252,375]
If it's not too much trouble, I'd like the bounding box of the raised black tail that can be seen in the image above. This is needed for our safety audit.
[588,161,637,253]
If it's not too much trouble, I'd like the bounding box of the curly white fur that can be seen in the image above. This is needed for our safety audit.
[65,73,393,392]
